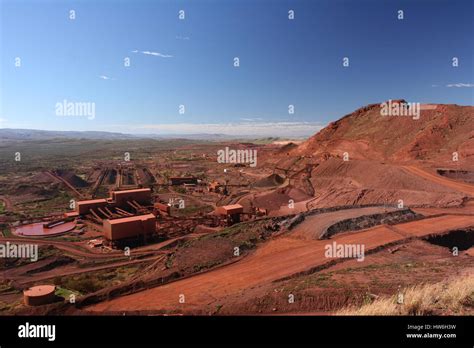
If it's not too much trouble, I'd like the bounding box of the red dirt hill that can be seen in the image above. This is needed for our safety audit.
[288,100,474,164]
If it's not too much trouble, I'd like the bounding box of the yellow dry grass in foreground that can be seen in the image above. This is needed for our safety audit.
[337,274,474,315]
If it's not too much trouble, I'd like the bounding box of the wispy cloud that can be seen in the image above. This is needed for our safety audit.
[176,35,190,40]
[239,117,263,122]
[446,83,474,88]
[132,50,173,58]
[98,75,115,80]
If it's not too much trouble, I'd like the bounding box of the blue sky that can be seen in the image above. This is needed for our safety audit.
[1,0,473,137]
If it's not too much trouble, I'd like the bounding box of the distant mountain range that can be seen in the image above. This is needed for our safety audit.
[0,129,138,141]
[0,128,265,141]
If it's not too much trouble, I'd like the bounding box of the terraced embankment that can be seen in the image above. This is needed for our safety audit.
[403,166,474,196]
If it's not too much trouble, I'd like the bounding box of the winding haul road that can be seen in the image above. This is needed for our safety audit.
[290,206,398,240]
[403,166,474,196]
[87,211,474,313]
[87,166,474,313]
[2,163,469,313]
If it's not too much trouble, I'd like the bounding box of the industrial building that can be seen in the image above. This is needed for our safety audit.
[103,213,156,244]
[75,188,152,215]
[208,181,222,193]
[71,188,156,245]
[214,204,244,225]
[169,177,198,186]
[76,198,108,215]
[154,202,171,215]
[110,188,151,206]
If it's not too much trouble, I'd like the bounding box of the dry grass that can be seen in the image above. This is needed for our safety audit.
[337,274,474,315]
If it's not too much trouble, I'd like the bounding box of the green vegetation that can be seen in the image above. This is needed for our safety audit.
[201,219,271,241]
[172,204,213,218]
[1,226,12,237]
[192,260,222,273]
[55,287,80,301]
[0,245,62,269]
[0,139,211,174]
[0,299,22,313]
[173,186,186,194]
[52,266,139,295]
[15,191,72,217]
[0,280,17,294]
[172,157,201,162]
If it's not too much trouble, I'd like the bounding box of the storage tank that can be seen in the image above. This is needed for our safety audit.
[23,285,56,306]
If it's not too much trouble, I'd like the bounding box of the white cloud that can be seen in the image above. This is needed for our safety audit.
[239,117,263,122]
[105,121,324,137]
[99,75,114,80]
[140,51,173,58]
[446,83,474,88]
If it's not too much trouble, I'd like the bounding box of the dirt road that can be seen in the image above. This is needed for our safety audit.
[413,200,474,216]
[0,196,13,211]
[403,166,474,196]
[87,213,473,313]
[290,206,398,240]
[0,237,158,260]
[3,254,165,286]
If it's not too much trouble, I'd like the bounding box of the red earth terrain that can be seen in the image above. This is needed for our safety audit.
[87,211,473,313]
[84,101,474,314]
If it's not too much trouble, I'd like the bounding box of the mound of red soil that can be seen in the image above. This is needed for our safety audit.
[54,169,89,188]
[306,158,466,208]
[278,142,298,154]
[29,172,55,184]
[13,183,59,197]
[253,173,285,188]
[282,101,474,164]
[254,186,312,211]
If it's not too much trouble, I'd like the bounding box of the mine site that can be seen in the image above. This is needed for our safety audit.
[1,7,474,345]
[1,100,473,316]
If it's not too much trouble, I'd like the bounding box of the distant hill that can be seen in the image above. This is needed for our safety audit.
[0,129,244,142]
[284,100,474,163]
[0,129,139,141]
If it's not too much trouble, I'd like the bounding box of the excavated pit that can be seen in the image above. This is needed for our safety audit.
[424,228,474,251]
[437,169,474,184]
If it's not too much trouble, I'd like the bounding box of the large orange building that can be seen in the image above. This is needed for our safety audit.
[75,188,152,215]
[72,188,156,244]
[214,204,244,216]
[76,199,108,215]
[111,188,151,206]
[103,213,156,241]
[214,204,244,225]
